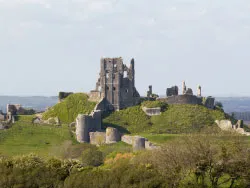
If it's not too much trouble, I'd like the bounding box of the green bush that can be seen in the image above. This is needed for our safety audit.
[81,148,104,167]
[0,133,249,188]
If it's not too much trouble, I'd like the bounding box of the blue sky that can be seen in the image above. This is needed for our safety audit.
[0,0,250,97]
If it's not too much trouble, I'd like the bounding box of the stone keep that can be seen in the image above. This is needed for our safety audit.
[95,57,140,111]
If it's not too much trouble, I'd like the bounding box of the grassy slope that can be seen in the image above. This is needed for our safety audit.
[0,115,132,158]
[43,93,96,124]
[151,104,226,133]
[103,105,151,134]
[0,120,74,157]
[103,104,226,134]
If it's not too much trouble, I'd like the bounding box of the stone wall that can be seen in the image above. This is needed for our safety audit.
[166,95,202,105]
[89,127,120,145]
[88,90,104,102]
[106,127,120,144]
[142,107,161,116]
[93,98,106,111]
[89,132,106,145]
[121,135,159,151]
[215,120,250,136]
[75,110,102,143]
[7,104,22,115]
[0,113,5,121]
[204,97,215,109]
[166,86,178,97]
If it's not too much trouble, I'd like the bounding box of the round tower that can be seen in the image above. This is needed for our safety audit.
[76,114,89,143]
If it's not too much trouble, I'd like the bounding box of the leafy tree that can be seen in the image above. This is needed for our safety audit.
[81,148,104,167]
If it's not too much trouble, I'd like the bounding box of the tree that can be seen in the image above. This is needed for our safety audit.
[81,148,103,167]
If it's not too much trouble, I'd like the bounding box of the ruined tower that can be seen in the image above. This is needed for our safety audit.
[182,81,187,95]
[197,85,202,97]
[95,57,140,111]
[147,85,153,97]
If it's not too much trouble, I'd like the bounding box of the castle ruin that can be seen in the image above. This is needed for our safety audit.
[89,57,140,111]
[165,82,215,109]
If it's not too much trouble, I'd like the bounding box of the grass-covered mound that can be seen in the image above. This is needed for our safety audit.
[103,105,151,133]
[103,103,226,134]
[151,104,226,133]
[43,93,96,124]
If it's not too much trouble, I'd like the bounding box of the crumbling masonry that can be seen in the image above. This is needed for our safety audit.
[89,57,140,111]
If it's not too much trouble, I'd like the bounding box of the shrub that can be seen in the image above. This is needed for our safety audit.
[81,148,104,167]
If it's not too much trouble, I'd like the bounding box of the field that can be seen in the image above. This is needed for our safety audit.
[0,116,74,157]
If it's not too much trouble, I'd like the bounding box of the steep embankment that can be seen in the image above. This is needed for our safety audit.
[43,93,96,124]
[103,103,226,134]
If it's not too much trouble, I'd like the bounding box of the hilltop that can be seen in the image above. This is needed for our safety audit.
[43,93,96,124]
[42,94,227,134]
[103,103,226,134]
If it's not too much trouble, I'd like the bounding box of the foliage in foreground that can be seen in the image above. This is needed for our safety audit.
[0,133,249,188]
[43,93,96,123]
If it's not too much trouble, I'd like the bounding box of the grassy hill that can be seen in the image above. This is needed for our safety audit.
[42,93,226,134]
[103,104,226,134]
[43,93,96,124]
[0,116,74,157]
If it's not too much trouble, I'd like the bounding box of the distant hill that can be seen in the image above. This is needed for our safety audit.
[0,96,58,112]
[216,97,250,122]
[216,97,250,113]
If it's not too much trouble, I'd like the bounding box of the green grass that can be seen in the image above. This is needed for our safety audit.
[43,93,96,124]
[141,100,167,109]
[150,104,226,133]
[139,133,181,144]
[0,121,74,157]
[103,104,226,134]
[99,142,132,158]
[103,105,151,134]
[15,115,35,122]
